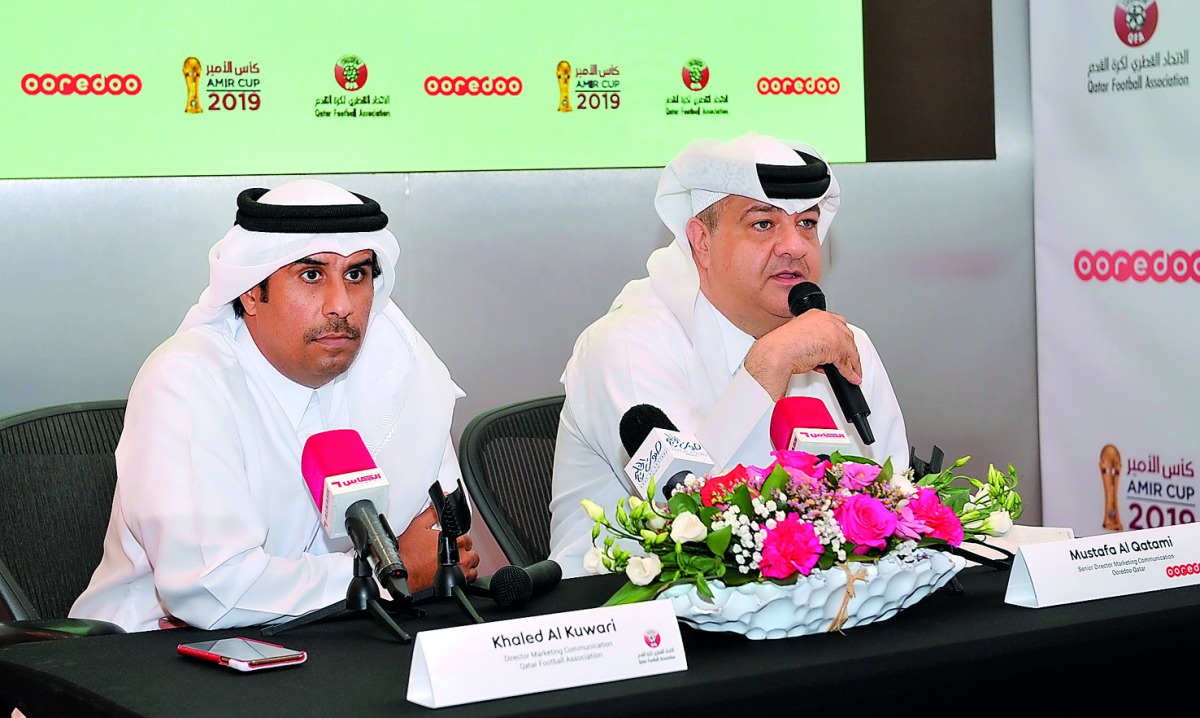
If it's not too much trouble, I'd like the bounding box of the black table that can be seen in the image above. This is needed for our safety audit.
[2,567,1196,717]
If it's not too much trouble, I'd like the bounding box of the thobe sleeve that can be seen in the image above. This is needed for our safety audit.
[118,353,353,630]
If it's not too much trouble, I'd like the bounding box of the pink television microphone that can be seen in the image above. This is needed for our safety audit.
[770,396,851,458]
[302,429,410,601]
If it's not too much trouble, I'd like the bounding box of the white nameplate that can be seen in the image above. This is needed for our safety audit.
[1005,522,1200,608]
[407,600,686,709]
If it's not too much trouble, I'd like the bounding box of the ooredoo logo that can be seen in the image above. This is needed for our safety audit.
[757,76,841,95]
[1074,249,1200,282]
[1114,1,1158,47]
[21,72,142,96]
[1165,561,1200,578]
[424,75,522,96]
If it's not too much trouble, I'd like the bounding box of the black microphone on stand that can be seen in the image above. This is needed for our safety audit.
[479,560,564,610]
[787,282,874,445]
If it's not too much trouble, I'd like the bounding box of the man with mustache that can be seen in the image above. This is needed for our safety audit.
[548,133,909,576]
[70,179,479,631]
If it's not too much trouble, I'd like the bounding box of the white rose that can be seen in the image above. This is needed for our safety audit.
[582,546,611,574]
[670,512,708,543]
[626,555,663,586]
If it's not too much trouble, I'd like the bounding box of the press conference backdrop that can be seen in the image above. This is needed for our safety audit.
[1033,3,1200,538]
[0,0,1040,536]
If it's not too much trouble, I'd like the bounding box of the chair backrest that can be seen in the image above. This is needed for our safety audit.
[0,400,126,621]
[458,396,564,568]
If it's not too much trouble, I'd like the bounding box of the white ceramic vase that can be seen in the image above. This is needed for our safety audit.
[657,550,967,640]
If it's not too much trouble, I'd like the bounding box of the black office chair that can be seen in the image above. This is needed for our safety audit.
[458,396,565,568]
[0,400,128,645]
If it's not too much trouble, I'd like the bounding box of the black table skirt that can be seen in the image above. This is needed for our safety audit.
[2,567,1196,717]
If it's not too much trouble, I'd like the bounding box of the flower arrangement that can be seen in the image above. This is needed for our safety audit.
[581,450,1023,606]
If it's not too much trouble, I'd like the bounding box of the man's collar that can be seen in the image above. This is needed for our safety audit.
[234,320,346,430]
[697,293,755,376]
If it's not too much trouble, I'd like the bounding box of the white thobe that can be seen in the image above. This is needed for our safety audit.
[548,247,908,577]
[70,306,462,631]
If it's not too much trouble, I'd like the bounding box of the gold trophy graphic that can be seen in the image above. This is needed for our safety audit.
[183,56,203,114]
[556,60,572,112]
[1099,443,1124,531]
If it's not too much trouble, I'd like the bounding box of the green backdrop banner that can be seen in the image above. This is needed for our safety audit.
[3,1,864,179]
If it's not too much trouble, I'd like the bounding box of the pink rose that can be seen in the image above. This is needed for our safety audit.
[907,488,964,546]
[769,450,830,480]
[838,462,882,490]
[759,514,823,579]
[834,494,897,553]
[893,502,927,541]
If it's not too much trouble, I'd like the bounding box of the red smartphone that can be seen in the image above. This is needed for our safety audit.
[177,637,307,672]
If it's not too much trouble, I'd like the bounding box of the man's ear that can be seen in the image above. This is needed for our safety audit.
[239,287,261,317]
[685,216,712,270]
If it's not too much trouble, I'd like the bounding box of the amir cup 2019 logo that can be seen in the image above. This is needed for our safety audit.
[1114,1,1159,47]
[183,57,202,113]
[335,54,367,91]
[556,60,572,112]
[1099,444,1124,532]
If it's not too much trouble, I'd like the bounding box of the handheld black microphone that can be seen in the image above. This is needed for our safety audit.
[787,282,875,445]
[619,404,713,500]
[484,560,563,610]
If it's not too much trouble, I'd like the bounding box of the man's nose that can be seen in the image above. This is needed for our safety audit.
[323,278,353,317]
[774,220,808,257]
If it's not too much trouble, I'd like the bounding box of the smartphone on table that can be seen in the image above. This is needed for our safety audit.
[177,636,307,672]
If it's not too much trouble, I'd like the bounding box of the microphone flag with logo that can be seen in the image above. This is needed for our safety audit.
[302,428,410,601]
[619,404,714,500]
[770,396,851,459]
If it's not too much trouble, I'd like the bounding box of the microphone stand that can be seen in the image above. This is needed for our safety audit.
[410,480,491,625]
[261,544,422,644]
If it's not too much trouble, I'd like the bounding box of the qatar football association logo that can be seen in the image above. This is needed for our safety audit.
[335,54,367,91]
[1114,1,1158,47]
[682,58,709,91]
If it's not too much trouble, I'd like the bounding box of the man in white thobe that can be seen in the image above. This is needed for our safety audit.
[549,133,909,577]
[70,179,479,631]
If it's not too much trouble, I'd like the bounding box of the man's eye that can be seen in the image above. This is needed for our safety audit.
[798,218,817,229]
[301,269,321,282]
[752,220,772,231]
[346,268,366,281]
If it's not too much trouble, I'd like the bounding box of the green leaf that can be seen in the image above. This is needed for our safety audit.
[693,573,714,602]
[698,505,721,524]
[829,451,877,466]
[706,525,732,557]
[878,457,894,483]
[668,491,700,518]
[602,580,664,606]
[760,464,790,499]
[728,482,755,517]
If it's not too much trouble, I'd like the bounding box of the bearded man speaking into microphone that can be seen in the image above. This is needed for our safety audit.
[70,179,479,631]
[548,133,909,576]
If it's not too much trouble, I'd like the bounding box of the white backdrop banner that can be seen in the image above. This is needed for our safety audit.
[1032,1,1199,538]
